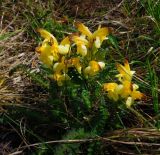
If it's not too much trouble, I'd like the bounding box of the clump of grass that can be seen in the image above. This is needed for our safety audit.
[141,0,160,33]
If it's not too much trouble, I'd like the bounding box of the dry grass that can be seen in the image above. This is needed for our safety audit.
[0,1,47,111]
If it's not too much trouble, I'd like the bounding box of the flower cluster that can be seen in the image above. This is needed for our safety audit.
[103,60,144,108]
[36,22,145,107]
[36,22,109,85]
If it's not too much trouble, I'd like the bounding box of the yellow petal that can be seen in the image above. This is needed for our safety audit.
[69,58,82,74]
[36,43,54,67]
[84,66,91,75]
[84,61,103,76]
[75,65,82,74]
[126,97,134,108]
[98,61,105,69]
[92,27,109,40]
[103,83,118,92]
[94,37,101,48]
[71,35,88,45]
[58,44,70,55]
[36,41,49,53]
[40,55,53,67]
[74,22,92,38]
[53,73,70,86]
[120,81,132,98]
[53,62,64,73]
[89,61,100,72]
[37,28,58,46]
[77,44,87,56]
[115,74,123,82]
[103,83,120,101]
[116,60,135,82]
[50,46,60,61]
[116,63,126,75]
[108,91,119,101]
[131,91,144,100]
[37,29,53,39]
[60,36,70,45]
[132,83,139,90]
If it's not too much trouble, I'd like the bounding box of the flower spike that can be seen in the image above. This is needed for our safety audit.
[116,59,135,82]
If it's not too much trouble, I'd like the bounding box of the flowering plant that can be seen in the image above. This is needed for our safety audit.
[103,60,144,108]
[36,22,108,85]
[36,22,144,107]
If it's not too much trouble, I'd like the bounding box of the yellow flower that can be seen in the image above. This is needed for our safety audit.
[103,59,144,108]
[52,56,73,86]
[130,83,144,100]
[75,22,109,48]
[37,28,58,43]
[67,57,82,74]
[84,60,105,77]
[37,29,70,65]
[103,83,123,101]
[119,80,132,99]
[103,80,144,107]
[74,22,92,38]
[116,60,135,82]
[120,81,143,100]
[70,34,88,56]
[53,62,65,73]
[53,57,67,73]
[36,41,55,67]
[58,37,70,55]
[120,81,144,107]
[53,73,70,86]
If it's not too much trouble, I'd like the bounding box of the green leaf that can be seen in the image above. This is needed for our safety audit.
[108,34,119,49]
